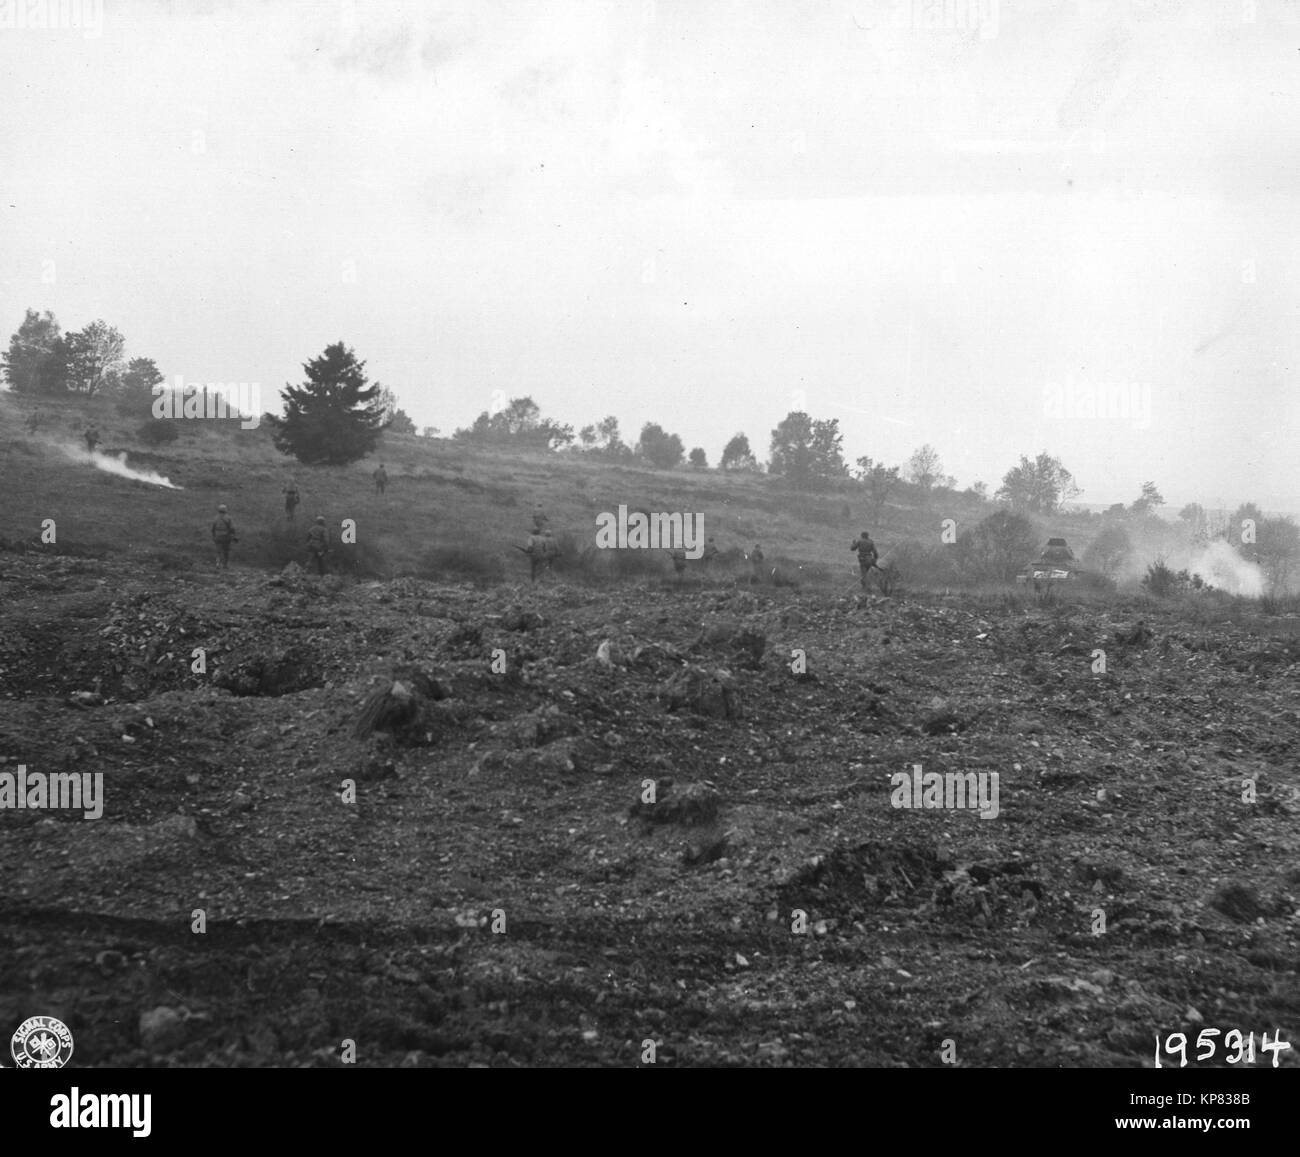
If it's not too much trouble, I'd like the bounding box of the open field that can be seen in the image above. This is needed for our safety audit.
[2,398,1298,1067]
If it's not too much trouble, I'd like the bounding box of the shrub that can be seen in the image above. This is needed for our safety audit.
[137,419,180,445]
[956,509,1039,584]
[1141,560,1178,596]
[550,530,667,583]
[417,544,505,585]
[874,562,902,596]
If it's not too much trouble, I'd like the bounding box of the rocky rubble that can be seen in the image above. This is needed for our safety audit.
[1,552,1298,1067]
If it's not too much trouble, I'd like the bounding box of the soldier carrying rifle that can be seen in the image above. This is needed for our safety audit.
[851,530,879,590]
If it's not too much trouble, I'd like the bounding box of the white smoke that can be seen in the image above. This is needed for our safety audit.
[56,443,183,489]
[1189,539,1264,597]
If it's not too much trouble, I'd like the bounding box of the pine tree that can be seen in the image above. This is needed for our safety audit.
[270,342,385,465]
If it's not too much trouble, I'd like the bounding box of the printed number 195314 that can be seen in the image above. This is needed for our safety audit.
[1155,1028,1291,1068]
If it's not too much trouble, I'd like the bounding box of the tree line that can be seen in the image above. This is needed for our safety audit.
[2,308,163,400]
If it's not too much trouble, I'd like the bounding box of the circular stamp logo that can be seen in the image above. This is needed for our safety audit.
[11,1016,74,1069]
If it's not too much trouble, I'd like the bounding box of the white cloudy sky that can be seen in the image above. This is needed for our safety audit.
[2,0,1297,511]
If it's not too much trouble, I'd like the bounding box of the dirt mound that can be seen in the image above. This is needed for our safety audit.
[212,645,323,696]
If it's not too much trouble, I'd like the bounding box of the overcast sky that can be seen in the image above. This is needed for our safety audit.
[2,0,1297,511]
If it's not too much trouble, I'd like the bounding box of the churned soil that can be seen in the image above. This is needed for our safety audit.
[2,552,1298,1067]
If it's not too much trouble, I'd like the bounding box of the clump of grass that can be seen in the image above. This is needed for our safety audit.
[1259,592,1300,616]
[417,543,505,585]
[873,562,902,596]
[548,531,667,584]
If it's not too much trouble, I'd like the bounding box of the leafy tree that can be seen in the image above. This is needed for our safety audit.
[720,431,758,472]
[969,481,989,501]
[1104,503,1127,517]
[373,387,417,434]
[1081,524,1132,578]
[421,426,440,438]
[854,456,901,523]
[269,341,386,465]
[688,447,708,469]
[995,452,1079,514]
[637,422,685,469]
[769,412,846,490]
[1254,516,1300,593]
[1129,480,1165,516]
[387,408,416,434]
[1178,502,1209,545]
[455,395,573,450]
[905,443,945,493]
[956,509,1040,583]
[376,386,400,421]
[597,415,622,447]
[577,415,629,458]
[114,357,165,398]
[65,320,125,396]
[2,308,68,394]
[1230,502,1263,540]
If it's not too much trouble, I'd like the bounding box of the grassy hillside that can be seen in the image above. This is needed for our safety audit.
[2,390,1101,587]
[3,389,1299,1070]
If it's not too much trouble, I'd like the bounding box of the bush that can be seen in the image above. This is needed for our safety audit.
[137,419,180,445]
[550,530,667,583]
[417,544,505,585]
[1081,525,1132,578]
[874,562,902,596]
[956,509,1039,584]
[888,540,950,587]
[1142,559,1193,597]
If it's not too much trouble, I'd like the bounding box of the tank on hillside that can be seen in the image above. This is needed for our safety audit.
[1016,537,1077,584]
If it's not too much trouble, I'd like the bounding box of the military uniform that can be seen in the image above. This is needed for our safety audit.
[669,546,687,582]
[750,545,765,583]
[211,507,237,569]
[524,531,558,582]
[283,484,300,520]
[306,519,330,575]
[851,532,878,589]
[373,466,388,495]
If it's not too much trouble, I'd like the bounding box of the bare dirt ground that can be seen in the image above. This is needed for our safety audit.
[2,549,1298,1067]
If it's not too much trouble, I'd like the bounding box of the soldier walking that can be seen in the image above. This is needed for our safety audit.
[851,530,879,590]
[521,528,559,583]
[283,479,301,521]
[701,537,719,571]
[211,504,238,570]
[373,464,388,495]
[532,504,549,534]
[668,545,688,586]
[85,426,100,454]
[749,543,765,584]
[306,515,330,575]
